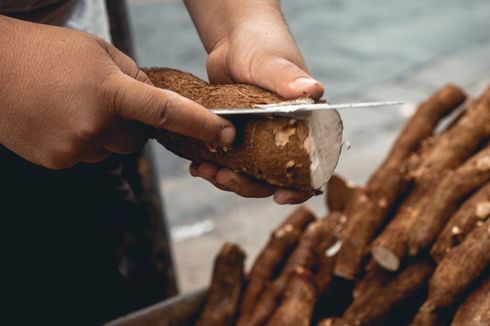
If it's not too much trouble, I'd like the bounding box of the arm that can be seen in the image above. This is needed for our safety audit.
[0,15,234,169]
[185,0,323,99]
[185,0,324,203]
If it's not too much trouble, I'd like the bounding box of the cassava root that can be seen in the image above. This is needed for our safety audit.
[431,181,490,262]
[372,86,490,271]
[193,84,490,326]
[238,206,316,320]
[144,67,343,192]
[197,243,245,326]
[333,84,466,279]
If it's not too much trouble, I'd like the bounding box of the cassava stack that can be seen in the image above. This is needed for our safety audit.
[143,68,343,192]
[194,83,490,326]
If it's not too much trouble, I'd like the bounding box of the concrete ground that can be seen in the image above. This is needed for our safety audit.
[127,0,490,293]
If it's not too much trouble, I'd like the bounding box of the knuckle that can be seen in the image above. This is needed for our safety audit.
[155,96,173,129]
[74,122,101,143]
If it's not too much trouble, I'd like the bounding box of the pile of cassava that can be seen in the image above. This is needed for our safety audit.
[197,84,490,326]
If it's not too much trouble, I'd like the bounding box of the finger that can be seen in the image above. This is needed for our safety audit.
[98,39,154,86]
[215,168,276,198]
[190,162,233,192]
[105,73,236,145]
[102,119,149,154]
[251,55,324,100]
[273,188,313,205]
[191,162,220,180]
[78,146,112,164]
[206,45,234,84]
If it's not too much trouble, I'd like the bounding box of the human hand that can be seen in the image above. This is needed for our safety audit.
[0,16,234,169]
[186,2,323,204]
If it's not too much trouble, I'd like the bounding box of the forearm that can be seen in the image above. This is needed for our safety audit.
[0,16,32,109]
[184,0,288,52]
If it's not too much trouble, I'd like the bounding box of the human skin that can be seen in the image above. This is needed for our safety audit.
[185,0,325,204]
[0,15,234,169]
[0,1,323,204]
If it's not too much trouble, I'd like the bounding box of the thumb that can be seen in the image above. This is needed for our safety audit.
[251,56,324,100]
[106,73,236,145]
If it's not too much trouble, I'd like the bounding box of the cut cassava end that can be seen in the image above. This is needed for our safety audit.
[143,68,343,192]
[197,242,246,326]
[372,88,490,271]
[332,84,465,279]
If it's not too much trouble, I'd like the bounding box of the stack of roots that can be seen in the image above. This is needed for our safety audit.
[196,84,490,326]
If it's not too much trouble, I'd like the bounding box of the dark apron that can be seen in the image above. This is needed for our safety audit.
[0,146,169,325]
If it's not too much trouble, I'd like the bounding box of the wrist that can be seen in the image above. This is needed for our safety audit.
[185,0,284,53]
[0,16,21,104]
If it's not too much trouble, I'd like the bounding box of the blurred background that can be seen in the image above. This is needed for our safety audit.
[126,0,490,292]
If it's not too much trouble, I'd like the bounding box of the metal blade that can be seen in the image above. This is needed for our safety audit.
[210,100,404,115]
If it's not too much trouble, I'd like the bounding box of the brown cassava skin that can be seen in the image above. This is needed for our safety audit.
[367,84,466,193]
[407,145,490,255]
[431,181,490,262]
[144,67,316,191]
[313,211,347,296]
[266,268,317,326]
[410,86,490,185]
[334,85,466,279]
[238,206,316,321]
[371,184,434,271]
[451,277,490,326]
[372,89,490,272]
[314,254,336,295]
[411,219,490,326]
[353,261,394,299]
[197,243,246,326]
[246,216,340,326]
[317,318,351,326]
[344,258,435,326]
[326,174,359,212]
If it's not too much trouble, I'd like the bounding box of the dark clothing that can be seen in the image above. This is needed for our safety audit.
[0,146,166,325]
[0,0,78,25]
[0,3,170,324]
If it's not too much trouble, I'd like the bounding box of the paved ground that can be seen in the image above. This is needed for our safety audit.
[127,0,490,293]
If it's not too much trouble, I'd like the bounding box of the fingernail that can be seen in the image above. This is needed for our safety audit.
[220,126,235,145]
[292,77,318,88]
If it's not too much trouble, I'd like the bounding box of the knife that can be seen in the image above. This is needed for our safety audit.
[210,100,404,116]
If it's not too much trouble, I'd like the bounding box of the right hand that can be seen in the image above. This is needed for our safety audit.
[0,16,235,169]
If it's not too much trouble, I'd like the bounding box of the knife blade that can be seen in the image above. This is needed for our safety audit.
[210,100,404,116]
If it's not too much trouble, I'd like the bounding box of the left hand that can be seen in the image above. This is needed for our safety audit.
[190,14,324,204]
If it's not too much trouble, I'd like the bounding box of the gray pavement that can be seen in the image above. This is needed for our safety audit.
[127,0,490,292]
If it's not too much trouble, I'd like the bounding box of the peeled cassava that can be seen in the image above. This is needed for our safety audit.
[143,68,343,192]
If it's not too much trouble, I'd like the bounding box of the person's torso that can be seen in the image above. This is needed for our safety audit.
[0,0,79,25]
